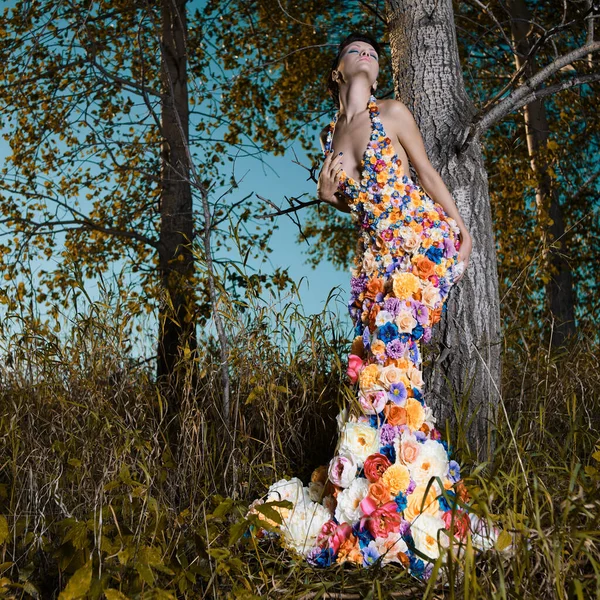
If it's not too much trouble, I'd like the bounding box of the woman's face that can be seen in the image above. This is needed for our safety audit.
[336,41,379,85]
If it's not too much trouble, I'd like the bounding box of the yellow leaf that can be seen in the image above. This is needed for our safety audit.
[0,516,8,545]
[494,530,512,551]
[58,561,92,600]
[104,590,130,600]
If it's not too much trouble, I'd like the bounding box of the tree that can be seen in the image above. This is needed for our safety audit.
[207,0,600,458]
[0,0,273,441]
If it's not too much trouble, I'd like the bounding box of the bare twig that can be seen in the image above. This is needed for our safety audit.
[465,41,600,145]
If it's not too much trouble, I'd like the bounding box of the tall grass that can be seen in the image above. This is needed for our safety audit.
[0,283,598,598]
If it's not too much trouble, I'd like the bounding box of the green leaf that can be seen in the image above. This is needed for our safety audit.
[495,530,513,551]
[228,518,249,546]
[0,516,9,545]
[135,562,154,586]
[58,561,92,600]
[104,590,130,600]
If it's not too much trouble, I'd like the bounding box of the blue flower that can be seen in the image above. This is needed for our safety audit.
[378,322,399,344]
[306,547,335,567]
[426,246,444,264]
[412,387,423,403]
[380,443,396,463]
[448,459,461,483]
[362,543,381,567]
[439,490,458,512]
[395,492,408,512]
[409,554,426,576]
[412,324,424,340]
[352,523,374,548]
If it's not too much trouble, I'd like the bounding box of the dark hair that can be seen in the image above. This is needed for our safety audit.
[327,33,382,108]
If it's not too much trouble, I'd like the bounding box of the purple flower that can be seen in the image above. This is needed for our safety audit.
[399,518,411,536]
[379,424,399,446]
[385,339,406,360]
[388,382,408,404]
[350,275,367,295]
[412,302,429,326]
[415,431,427,443]
[362,327,371,351]
[443,236,457,258]
[448,460,461,483]
[384,297,402,316]
[362,543,381,567]
[406,479,417,495]
[422,327,432,343]
[409,341,421,365]
[307,546,335,567]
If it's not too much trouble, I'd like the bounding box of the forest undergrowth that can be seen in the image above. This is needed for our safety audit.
[0,287,599,600]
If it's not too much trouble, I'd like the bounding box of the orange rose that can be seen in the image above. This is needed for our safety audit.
[384,404,407,426]
[413,256,436,279]
[431,307,443,324]
[368,481,392,505]
[365,278,384,299]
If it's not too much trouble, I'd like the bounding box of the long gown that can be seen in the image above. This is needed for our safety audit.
[250,96,501,581]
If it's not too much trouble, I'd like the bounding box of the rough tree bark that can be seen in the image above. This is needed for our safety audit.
[386,0,502,460]
[158,0,197,404]
[508,0,576,346]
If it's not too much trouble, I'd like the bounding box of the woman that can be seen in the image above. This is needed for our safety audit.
[251,33,500,580]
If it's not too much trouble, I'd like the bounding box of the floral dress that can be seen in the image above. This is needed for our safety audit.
[251,96,501,581]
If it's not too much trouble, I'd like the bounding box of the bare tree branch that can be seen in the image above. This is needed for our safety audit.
[466,40,600,145]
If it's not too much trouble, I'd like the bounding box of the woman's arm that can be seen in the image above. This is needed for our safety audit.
[385,101,472,275]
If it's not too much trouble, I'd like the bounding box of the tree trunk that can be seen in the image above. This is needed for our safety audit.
[386,0,502,461]
[508,0,576,346]
[157,0,197,405]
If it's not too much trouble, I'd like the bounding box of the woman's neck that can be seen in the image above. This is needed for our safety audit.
[337,82,372,122]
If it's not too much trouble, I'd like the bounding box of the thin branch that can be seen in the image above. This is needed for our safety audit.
[256,195,320,219]
[466,41,600,144]
[515,71,600,107]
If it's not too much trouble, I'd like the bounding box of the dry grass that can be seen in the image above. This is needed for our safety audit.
[0,287,598,599]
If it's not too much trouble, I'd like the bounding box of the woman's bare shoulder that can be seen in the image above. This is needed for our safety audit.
[378,98,412,120]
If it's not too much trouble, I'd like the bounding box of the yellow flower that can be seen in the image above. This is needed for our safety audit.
[403,484,441,521]
[406,398,425,431]
[392,272,421,300]
[381,463,411,495]
[359,363,381,390]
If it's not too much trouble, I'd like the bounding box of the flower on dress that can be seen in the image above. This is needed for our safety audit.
[334,478,370,525]
[378,322,399,344]
[328,454,358,488]
[347,354,364,383]
[409,439,450,486]
[281,502,332,555]
[338,421,380,466]
[411,513,449,560]
[363,452,392,482]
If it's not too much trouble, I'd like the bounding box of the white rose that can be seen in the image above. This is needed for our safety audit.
[401,229,421,254]
[328,454,358,488]
[362,251,377,274]
[266,477,310,508]
[281,502,331,555]
[375,310,395,327]
[334,478,369,524]
[338,421,379,467]
[373,531,409,565]
[407,365,424,388]
[421,282,441,309]
[411,513,448,560]
[409,439,449,486]
[396,310,417,333]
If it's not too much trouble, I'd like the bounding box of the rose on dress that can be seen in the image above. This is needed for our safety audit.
[363,453,392,482]
[347,354,364,383]
[328,454,358,488]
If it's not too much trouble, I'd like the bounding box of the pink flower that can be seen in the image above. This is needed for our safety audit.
[329,523,353,553]
[359,390,387,415]
[362,501,401,538]
[442,510,471,541]
[328,454,358,488]
[347,354,364,383]
[317,519,338,548]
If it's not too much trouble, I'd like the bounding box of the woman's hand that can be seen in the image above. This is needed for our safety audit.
[317,151,349,212]
[454,230,472,283]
